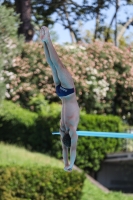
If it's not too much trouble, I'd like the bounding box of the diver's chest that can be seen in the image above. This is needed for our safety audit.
[63,101,79,127]
[64,102,79,114]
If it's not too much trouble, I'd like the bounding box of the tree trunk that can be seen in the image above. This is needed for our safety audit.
[70,31,76,43]
[117,17,133,43]
[114,0,120,46]
[64,5,77,43]
[105,0,120,42]
[94,8,100,40]
[15,0,34,42]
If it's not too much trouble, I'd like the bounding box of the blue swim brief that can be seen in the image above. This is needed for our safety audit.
[56,84,74,97]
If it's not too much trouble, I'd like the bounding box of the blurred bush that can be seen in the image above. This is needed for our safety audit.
[77,112,125,173]
[0,166,85,200]
[0,100,37,146]
[0,99,125,173]
[3,41,133,124]
[0,5,24,102]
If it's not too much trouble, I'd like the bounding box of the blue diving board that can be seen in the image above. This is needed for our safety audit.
[52,131,133,139]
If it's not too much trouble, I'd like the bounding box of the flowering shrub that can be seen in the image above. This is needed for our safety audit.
[4,41,133,123]
[0,6,24,101]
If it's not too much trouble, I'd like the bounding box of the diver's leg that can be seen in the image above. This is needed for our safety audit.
[41,27,60,86]
[46,39,74,88]
[43,39,60,86]
[41,26,74,88]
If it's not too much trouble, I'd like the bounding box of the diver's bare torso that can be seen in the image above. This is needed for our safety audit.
[60,93,80,133]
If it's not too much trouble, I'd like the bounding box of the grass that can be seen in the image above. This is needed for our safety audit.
[0,142,133,200]
[82,179,133,200]
[0,142,64,168]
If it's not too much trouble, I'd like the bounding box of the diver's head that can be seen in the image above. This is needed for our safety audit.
[62,134,71,148]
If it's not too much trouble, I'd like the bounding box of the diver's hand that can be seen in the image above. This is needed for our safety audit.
[64,165,73,172]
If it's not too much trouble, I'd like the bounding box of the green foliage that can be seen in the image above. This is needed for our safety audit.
[0,99,61,153]
[82,179,133,200]
[0,142,64,168]
[28,94,61,116]
[0,81,5,104]
[0,5,24,102]
[0,166,85,200]
[0,100,125,173]
[0,100,38,146]
[0,143,133,200]
[76,113,124,173]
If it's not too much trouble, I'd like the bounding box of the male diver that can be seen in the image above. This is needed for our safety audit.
[40,26,80,172]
